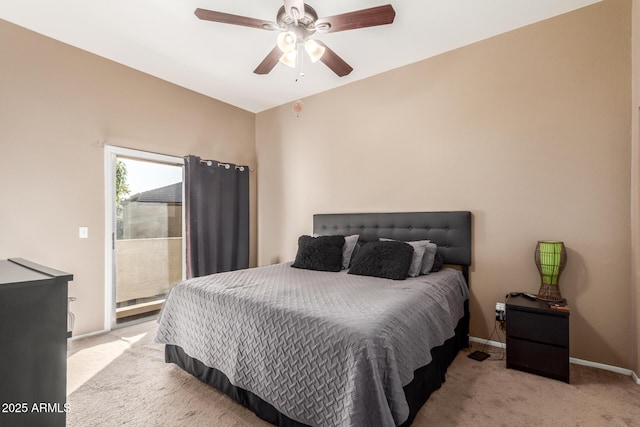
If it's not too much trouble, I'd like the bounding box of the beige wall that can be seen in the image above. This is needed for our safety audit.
[0,19,257,336]
[632,0,640,375]
[256,0,633,368]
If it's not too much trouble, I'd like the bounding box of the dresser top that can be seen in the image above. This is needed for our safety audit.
[506,294,570,317]
[0,258,73,286]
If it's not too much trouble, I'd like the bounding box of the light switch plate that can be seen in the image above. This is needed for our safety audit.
[79,227,89,239]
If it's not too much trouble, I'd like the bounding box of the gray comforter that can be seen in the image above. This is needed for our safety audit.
[155,263,467,427]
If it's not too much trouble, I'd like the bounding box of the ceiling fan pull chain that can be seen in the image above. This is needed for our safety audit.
[296,44,305,82]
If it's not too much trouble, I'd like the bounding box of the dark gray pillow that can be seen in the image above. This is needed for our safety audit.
[348,241,414,280]
[291,235,345,272]
[431,252,444,272]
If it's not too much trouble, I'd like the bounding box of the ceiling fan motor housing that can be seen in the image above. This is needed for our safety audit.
[276,5,320,42]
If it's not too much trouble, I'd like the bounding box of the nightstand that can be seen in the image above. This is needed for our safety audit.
[506,294,570,383]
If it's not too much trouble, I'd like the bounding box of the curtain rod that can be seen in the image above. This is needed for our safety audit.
[98,142,255,172]
[199,159,253,172]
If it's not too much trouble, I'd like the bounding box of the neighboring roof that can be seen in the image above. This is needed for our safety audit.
[126,182,182,204]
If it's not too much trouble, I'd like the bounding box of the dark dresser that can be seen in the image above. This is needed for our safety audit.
[506,294,570,383]
[0,258,73,427]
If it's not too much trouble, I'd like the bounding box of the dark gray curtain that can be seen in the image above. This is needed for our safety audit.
[184,155,249,278]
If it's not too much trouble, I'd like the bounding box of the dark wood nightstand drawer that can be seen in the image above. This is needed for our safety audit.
[506,309,568,347]
[505,295,570,383]
[506,336,569,383]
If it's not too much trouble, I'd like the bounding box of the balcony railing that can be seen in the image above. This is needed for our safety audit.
[115,237,182,319]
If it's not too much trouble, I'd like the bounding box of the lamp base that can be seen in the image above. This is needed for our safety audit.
[537,283,562,301]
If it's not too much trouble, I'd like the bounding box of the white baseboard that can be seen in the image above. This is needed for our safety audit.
[469,336,505,349]
[568,357,635,377]
[470,335,639,384]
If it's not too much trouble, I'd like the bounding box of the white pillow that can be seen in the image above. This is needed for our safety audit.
[420,242,438,275]
[342,235,359,269]
[380,238,429,277]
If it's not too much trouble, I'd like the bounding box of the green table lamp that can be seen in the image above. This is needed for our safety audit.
[535,241,567,301]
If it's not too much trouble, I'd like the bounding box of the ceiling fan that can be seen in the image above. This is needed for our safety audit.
[194,1,396,77]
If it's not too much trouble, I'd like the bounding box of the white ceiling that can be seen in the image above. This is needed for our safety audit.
[0,0,600,113]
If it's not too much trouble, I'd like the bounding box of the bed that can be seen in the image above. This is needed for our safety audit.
[156,211,472,427]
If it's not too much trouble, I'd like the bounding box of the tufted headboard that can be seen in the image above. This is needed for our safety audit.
[313,211,472,282]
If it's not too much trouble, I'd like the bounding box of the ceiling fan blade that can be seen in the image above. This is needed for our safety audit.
[283,0,306,21]
[254,46,282,75]
[315,41,353,77]
[315,4,395,33]
[195,8,279,31]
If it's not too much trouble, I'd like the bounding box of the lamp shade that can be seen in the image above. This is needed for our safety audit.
[279,51,297,68]
[277,31,297,53]
[534,241,567,301]
[304,39,325,63]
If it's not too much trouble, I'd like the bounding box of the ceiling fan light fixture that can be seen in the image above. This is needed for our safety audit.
[304,39,325,63]
[279,50,297,68]
[277,31,297,53]
[195,2,396,77]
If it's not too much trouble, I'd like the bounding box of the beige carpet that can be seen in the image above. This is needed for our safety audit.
[67,320,640,427]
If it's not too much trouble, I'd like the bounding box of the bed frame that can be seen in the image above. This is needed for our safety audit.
[313,211,472,283]
[165,211,472,427]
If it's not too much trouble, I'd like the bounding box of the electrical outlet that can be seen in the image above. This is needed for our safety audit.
[495,302,506,321]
